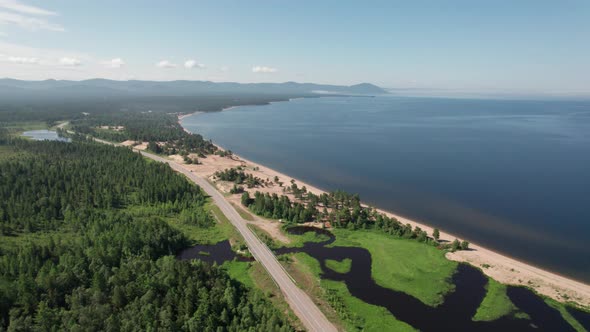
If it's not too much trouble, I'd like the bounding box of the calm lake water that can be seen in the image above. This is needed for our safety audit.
[182,96,590,282]
[21,129,70,142]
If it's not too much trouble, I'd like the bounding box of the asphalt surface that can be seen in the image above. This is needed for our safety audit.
[90,137,337,332]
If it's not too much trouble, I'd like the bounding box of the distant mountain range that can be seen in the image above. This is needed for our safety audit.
[0,79,387,100]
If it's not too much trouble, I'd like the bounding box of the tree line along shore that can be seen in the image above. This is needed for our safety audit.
[0,99,589,331]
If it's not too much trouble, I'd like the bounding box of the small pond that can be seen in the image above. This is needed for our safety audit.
[21,130,70,142]
[176,240,251,265]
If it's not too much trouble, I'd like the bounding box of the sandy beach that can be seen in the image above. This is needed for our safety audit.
[177,111,203,121]
[172,111,590,308]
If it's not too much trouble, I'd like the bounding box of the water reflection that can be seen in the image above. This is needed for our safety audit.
[177,240,251,265]
[21,130,70,142]
[567,306,590,331]
[175,228,586,331]
[275,227,581,332]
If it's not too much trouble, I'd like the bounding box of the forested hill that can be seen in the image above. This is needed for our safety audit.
[0,94,307,124]
[0,79,387,100]
[0,138,292,331]
[0,79,385,124]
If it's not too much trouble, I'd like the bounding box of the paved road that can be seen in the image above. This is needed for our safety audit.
[92,138,337,332]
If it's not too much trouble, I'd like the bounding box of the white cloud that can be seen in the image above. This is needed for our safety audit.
[0,0,56,16]
[252,65,277,73]
[0,11,64,31]
[101,58,125,68]
[59,57,81,66]
[220,65,229,72]
[0,41,93,70]
[184,59,204,69]
[0,41,119,80]
[5,55,37,64]
[156,60,177,68]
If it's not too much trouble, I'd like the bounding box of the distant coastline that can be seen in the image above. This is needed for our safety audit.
[178,104,590,308]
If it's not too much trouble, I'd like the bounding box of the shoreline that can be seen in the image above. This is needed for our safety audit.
[177,109,590,308]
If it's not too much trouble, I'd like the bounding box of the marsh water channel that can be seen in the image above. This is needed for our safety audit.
[179,227,588,331]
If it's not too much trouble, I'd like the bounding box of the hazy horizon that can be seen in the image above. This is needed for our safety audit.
[1,1,589,98]
[2,77,590,101]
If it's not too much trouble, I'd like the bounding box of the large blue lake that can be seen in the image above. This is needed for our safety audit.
[182,96,590,282]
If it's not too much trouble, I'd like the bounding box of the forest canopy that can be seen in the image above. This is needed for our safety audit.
[0,138,291,331]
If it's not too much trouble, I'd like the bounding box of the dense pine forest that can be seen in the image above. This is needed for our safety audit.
[0,139,206,234]
[0,95,304,124]
[69,111,218,156]
[0,137,292,331]
[0,94,306,157]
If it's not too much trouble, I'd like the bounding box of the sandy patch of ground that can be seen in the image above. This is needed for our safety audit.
[178,111,203,121]
[164,151,295,245]
[134,142,148,150]
[119,140,147,150]
[249,219,292,245]
[99,125,124,131]
[120,140,136,147]
[168,154,185,164]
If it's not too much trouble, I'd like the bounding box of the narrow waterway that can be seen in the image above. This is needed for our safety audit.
[177,228,587,331]
[274,227,582,332]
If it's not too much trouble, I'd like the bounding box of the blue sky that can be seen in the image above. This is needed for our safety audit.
[0,0,589,97]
